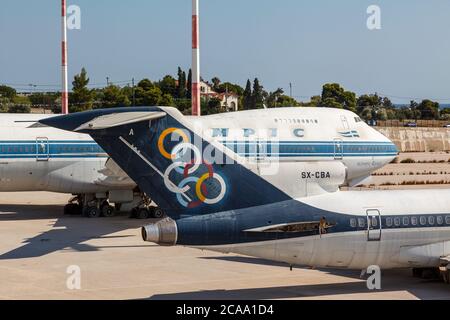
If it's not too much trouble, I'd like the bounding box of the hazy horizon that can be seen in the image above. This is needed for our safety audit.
[1,0,450,103]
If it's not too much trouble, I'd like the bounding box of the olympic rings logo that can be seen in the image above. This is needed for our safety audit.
[158,128,227,208]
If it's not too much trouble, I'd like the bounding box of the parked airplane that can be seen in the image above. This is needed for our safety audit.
[41,107,450,282]
[0,114,165,218]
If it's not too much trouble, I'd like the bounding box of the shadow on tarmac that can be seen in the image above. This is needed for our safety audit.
[0,203,150,260]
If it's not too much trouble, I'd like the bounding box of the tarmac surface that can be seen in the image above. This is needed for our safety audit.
[1,191,450,300]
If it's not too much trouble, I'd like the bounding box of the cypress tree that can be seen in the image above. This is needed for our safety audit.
[243,79,252,110]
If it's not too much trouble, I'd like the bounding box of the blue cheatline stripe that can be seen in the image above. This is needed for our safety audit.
[237,153,397,157]
[0,155,108,159]
[220,141,394,145]
[0,140,397,159]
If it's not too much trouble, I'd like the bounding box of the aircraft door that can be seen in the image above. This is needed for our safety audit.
[334,138,343,160]
[366,209,382,241]
[36,137,49,161]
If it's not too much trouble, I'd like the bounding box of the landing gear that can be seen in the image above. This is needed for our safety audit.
[64,192,164,220]
[64,203,82,215]
[101,203,115,218]
[152,207,165,219]
[412,267,450,284]
[83,206,101,218]
[128,194,165,219]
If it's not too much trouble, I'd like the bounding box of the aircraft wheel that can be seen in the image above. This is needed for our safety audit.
[137,208,150,220]
[442,270,450,284]
[152,207,165,219]
[85,206,101,218]
[101,204,115,218]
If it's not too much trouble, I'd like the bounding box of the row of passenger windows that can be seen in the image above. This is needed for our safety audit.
[0,145,103,154]
[274,118,319,124]
[350,216,450,228]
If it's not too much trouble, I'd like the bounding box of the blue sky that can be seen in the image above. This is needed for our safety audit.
[1,0,450,103]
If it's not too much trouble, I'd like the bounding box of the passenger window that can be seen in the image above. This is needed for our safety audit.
[350,218,357,228]
[428,216,435,225]
[394,217,401,226]
[446,216,450,225]
[371,217,378,227]
[386,217,393,227]
[403,217,410,226]
[411,217,418,226]
[437,216,444,225]
[420,216,427,225]
[358,218,366,228]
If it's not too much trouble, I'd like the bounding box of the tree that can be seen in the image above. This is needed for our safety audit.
[100,85,131,108]
[70,67,93,112]
[177,67,187,98]
[266,88,284,108]
[159,93,174,106]
[8,104,31,113]
[0,85,16,99]
[320,83,356,112]
[158,75,177,96]
[138,79,153,91]
[207,97,222,112]
[211,77,221,91]
[417,99,440,120]
[142,86,162,105]
[187,69,192,99]
[215,82,244,96]
[243,79,252,110]
[252,78,264,109]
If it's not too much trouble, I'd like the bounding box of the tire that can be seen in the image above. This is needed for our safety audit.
[101,205,115,218]
[85,206,100,218]
[137,208,150,220]
[152,207,165,219]
[443,270,450,284]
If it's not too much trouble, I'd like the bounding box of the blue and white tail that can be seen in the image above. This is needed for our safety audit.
[40,107,291,218]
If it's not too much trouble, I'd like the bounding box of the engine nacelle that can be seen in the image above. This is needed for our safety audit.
[142,218,178,246]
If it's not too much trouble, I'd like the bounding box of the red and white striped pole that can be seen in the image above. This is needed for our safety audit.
[61,0,69,114]
[192,0,201,116]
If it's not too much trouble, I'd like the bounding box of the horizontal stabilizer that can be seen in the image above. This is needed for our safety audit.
[74,111,166,131]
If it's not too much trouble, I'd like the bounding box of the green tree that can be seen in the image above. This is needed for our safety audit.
[0,85,17,99]
[100,85,131,108]
[177,67,187,98]
[159,93,174,106]
[320,83,356,112]
[187,69,192,99]
[207,97,222,112]
[8,104,31,113]
[252,78,264,109]
[70,67,93,112]
[211,77,221,91]
[158,75,177,96]
[417,99,440,120]
[243,79,252,110]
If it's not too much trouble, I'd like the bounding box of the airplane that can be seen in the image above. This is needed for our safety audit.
[0,113,165,219]
[40,106,450,283]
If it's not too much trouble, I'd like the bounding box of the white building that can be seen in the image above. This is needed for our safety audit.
[200,81,239,112]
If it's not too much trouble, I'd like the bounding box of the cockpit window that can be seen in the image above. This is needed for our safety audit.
[354,117,362,123]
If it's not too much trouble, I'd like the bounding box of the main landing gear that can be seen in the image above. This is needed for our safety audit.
[129,194,165,220]
[64,195,115,218]
[412,265,450,284]
[64,193,165,219]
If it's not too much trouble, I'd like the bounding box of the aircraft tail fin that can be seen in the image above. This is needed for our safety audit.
[40,107,290,218]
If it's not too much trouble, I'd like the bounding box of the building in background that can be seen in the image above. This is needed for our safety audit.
[200,81,239,112]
